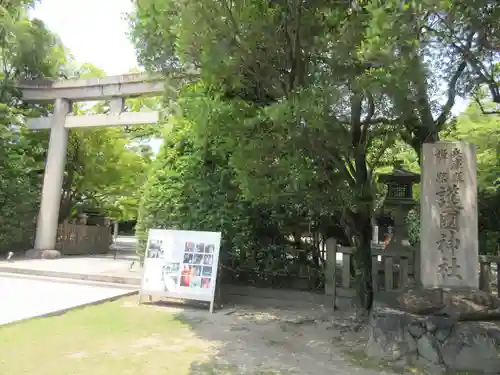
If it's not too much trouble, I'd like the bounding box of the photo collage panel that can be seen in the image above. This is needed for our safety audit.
[181,241,215,290]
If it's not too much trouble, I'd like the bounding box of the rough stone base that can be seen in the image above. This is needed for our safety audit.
[25,249,61,259]
[366,288,500,374]
[394,286,500,318]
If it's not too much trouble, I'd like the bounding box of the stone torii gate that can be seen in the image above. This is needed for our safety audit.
[18,73,164,259]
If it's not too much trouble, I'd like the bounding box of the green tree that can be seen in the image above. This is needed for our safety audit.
[46,63,156,223]
[130,0,403,309]
[135,100,261,266]
[129,0,500,311]
[61,125,154,222]
[445,102,500,254]
[360,0,499,155]
[0,1,67,253]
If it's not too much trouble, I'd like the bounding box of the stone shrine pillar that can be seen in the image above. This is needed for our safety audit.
[372,225,379,244]
[420,141,478,289]
[28,98,71,258]
[113,221,119,241]
[324,238,338,310]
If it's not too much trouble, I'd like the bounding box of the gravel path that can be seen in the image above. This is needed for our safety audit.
[161,301,393,375]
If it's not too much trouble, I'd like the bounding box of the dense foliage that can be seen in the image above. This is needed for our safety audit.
[0,1,63,252]
[445,105,500,254]
[0,2,154,253]
[131,0,500,309]
[136,85,325,286]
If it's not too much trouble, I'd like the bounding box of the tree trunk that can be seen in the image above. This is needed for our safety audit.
[412,126,440,162]
[355,210,374,312]
[347,90,375,312]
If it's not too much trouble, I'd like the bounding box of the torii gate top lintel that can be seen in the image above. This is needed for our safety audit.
[18,73,164,103]
[18,73,165,130]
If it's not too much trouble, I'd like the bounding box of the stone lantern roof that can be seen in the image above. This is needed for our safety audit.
[378,161,420,206]
[378,160,421,184]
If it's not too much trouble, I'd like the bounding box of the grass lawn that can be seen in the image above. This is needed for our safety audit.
[0,297,227,375]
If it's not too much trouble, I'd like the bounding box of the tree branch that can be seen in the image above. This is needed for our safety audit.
[362,91,375,124]
[448,32,500,105]
[328,151,357,189]
[363,117,401,126]
[304,126,357,188]
[219,0,239,34]
[359,91,375,147]
[474,95,500,115]
[435,60,467,129]
[367,133,395,172]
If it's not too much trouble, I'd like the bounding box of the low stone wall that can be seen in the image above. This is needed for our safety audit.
[367,301,500,374]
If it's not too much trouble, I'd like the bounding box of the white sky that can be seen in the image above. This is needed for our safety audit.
[31,0,138,75]
[31,0,162,153]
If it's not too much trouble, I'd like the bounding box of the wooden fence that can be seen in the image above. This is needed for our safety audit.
[327,239,499,298]
[328,245,416,297]
[55,222,111,255]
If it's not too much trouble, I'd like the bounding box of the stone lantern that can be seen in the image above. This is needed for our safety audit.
[378,160,420,252]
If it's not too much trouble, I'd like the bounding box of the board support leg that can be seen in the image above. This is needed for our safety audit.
[209,300,214,313]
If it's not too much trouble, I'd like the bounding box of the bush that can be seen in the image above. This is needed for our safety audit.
[135,121,259,263]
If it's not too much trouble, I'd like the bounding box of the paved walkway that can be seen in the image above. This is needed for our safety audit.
[0,276,136,326]
[0,236,143,285]
[0,255,142,284]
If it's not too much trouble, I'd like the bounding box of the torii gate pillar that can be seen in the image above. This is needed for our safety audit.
[26,98,71,258]
[19,73,164,259]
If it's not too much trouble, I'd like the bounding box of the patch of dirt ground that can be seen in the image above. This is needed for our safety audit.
[127,299,396,375]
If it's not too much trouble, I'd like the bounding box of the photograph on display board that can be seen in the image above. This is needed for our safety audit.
[147,239,164,259]
[193,253,204,265]
[180,265,196,287]
[185,241,195,252]
[183,253,194,264]
[161,263,180,292]
[203,254,213,265]
[195,243,205,253]
[191,266,202,276]
[190,276,202,288]
[202,266,212,277]
[201,277,211,288]
[204,244,215,254]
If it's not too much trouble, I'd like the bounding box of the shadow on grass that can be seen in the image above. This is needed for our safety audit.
[142,292,380,375]
[142,298,288,374]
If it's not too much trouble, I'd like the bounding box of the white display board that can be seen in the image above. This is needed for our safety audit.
[139,229,222,312]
